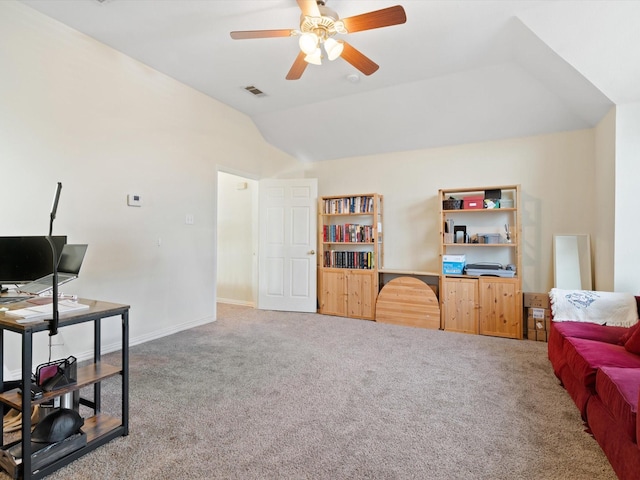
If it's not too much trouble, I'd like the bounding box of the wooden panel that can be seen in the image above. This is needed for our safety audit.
[375,277,440,329]
[442,277,478,334]
[478,277,522,338]
[347,270,375,319]
[318,270,346,316]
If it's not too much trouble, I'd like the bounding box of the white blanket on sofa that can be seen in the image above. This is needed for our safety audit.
[549,288,638,327]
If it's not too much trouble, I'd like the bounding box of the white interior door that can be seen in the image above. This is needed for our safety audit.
[258,178,317,312]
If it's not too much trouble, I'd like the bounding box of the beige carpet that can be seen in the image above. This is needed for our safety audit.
[3,304,616,479]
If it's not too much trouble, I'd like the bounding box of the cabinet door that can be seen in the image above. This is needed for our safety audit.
[346,270,375,319]
[442,278,478,334]
[478,277,521,339]
[319,270,347,316]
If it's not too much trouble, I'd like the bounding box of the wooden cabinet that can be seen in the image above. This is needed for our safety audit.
[319,269,375,319]
[439,185,522,339]
[317,194,382,320]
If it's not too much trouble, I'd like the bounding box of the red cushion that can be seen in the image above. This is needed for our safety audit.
[620,322,640,345]
[625,324,640,354]
[563,337,640,391]
[548,321,630,379]
[552,321,628,345]
[595,367,640,442]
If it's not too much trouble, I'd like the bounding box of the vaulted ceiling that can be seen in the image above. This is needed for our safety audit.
[21,0,640,162]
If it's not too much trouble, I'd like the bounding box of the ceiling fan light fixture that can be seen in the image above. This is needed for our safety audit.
[298,32,319,55]
[304,48,323,65]
[324,38,344,61]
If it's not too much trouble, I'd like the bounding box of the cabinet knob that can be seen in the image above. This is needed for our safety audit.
[308,250,315,255]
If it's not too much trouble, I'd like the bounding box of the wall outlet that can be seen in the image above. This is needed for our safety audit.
[185,214,195,225]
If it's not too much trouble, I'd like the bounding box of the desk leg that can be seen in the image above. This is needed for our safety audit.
[122,310,129,435]
[0,328,3,448]
[94,318,101,413]
[21,332,33,479]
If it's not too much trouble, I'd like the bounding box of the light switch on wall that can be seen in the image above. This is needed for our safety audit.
[185,214,195,225]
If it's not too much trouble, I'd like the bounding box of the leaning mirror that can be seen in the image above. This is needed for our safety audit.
[553,234,593,290]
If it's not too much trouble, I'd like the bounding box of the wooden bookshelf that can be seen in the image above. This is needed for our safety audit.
[317,194,383,320]
[439,185,523,338]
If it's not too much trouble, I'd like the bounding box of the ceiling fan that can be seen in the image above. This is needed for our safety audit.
[230,0,407,80]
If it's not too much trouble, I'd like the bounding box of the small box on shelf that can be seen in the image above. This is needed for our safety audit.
[476,233,502,244]
[463,196,484,209]
[442,254,466,274]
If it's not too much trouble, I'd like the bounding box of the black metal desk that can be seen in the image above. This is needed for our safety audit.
[0,298,129,479]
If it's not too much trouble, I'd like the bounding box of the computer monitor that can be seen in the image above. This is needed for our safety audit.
[0,236,67,286]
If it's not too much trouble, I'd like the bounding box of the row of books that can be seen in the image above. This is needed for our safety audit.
[323,251,375,269]
[323,196,374,214]
[323,224,375,243]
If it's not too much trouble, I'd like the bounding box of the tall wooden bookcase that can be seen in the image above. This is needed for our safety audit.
[439,185,522,339]
[317,194,383,320]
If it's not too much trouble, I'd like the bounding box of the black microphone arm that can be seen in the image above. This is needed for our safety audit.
[47,182,62,336]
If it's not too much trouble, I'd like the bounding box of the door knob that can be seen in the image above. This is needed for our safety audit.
[308,250,315,255]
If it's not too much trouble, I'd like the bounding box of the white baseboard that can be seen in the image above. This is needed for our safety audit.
[217,297,254,307]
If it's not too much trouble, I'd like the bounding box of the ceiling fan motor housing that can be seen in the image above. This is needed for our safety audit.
[300,4,346,40]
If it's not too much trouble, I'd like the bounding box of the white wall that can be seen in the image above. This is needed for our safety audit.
[0,2,296,376]
[298,129,601,294]
[594,107,617,291]
[614,102,640,292]
[216,172,257,306]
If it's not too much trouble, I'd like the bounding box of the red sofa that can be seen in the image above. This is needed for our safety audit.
[548,295,640,480]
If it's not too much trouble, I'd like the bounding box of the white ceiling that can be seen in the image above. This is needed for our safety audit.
[20,0,640,162]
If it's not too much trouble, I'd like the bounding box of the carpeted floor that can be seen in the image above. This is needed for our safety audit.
[3,304,617,479]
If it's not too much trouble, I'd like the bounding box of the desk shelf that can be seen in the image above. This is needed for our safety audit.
[0,363,121,410]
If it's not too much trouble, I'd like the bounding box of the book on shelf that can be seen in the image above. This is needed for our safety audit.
[323,250,375,269]
[323,224,374,243]
[323,196,374,214]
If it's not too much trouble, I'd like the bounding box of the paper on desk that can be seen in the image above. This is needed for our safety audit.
[6,300,89,323]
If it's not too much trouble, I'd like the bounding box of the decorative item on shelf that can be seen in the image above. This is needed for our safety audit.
[505,224,512,243]
[484,198,500,209]
[453,225,468,243]
[442,197,463,210]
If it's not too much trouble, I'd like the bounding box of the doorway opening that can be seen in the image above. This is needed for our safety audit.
[216,170,258,306]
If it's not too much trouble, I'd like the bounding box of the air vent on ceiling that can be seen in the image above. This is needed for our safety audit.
[244,86,266,97]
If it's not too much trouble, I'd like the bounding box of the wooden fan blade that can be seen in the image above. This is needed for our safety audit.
[230,29,294,40]
[286,51,309,80]
[341,42,379,76]
[341,5,407,33]
[297,0,321,18]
